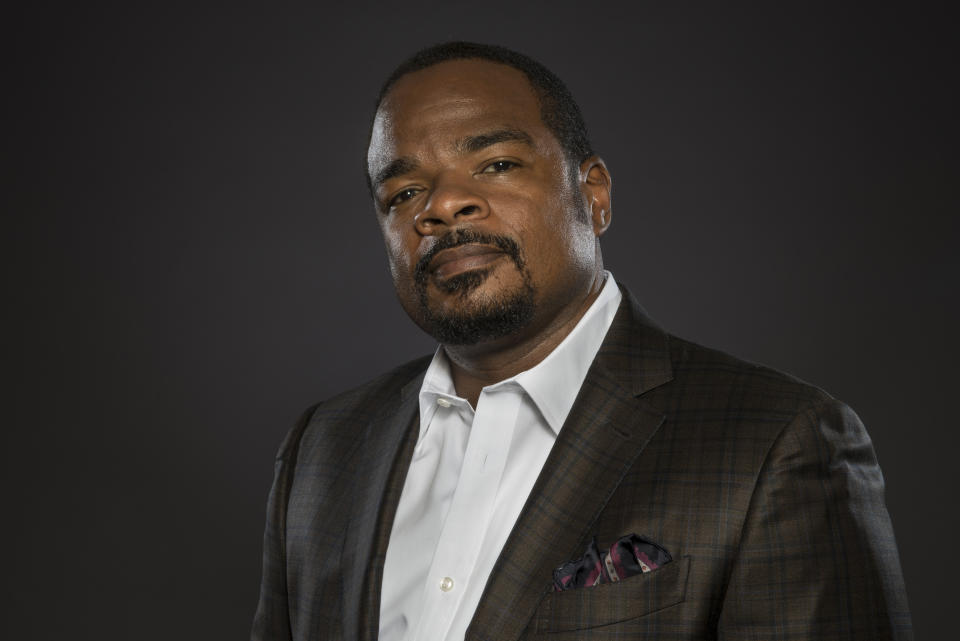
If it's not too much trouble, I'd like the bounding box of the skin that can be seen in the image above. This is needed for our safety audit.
[367,59,613,407]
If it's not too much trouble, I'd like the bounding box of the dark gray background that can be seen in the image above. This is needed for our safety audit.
[6,2,956,639]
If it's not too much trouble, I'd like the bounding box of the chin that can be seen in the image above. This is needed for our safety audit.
[416,271,537,346]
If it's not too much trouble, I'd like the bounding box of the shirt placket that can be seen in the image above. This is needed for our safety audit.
[409,389,522,641]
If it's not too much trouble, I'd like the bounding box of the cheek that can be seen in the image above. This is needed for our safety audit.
[566,218,598,266]
[380,223,418,284]
[554,184,596,259]
[528,193,595,270]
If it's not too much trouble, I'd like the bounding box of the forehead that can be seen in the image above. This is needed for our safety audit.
[367,59,548,171]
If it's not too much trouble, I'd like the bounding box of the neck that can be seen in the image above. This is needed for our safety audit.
[443,271,606,407]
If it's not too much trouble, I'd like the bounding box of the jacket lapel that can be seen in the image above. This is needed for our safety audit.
[465,287,673,641]
[340,371,423,641]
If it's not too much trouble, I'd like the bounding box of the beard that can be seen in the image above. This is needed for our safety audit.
[412,228,536,345]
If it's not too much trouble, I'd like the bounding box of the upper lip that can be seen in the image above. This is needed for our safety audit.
[428,243,504,272]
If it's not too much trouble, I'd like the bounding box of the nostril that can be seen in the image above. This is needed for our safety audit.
[456,205,479,217]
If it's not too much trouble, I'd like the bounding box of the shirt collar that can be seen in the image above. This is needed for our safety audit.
[417,346,459,441]
[513,272,621,434]
[417,271,622,437]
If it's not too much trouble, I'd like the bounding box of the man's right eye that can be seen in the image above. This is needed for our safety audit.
[389,188,419,207]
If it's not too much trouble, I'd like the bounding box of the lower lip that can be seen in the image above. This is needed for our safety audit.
[432,252,505,280]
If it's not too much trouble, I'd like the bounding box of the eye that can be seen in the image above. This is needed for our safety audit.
[388,187,420,208]
[481,160,518,174]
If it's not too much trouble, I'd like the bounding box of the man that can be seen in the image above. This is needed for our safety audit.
[252,42,911,640]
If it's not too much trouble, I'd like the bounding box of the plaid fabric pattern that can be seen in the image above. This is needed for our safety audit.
[252,285,911,640]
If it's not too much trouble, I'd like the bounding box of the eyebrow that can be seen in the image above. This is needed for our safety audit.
[373,156,419,192]
[372,127,535,191]
[456,127,535,154]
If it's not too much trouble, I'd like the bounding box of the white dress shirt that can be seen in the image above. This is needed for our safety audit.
[379,272,622,641]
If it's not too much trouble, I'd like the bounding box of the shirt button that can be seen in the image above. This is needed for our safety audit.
[436,398,452,408]
[439,576,454,592]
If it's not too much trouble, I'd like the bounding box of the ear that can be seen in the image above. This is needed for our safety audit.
[579,156,612,237]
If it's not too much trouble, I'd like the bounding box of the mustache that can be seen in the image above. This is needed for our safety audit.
[414,228,524,283]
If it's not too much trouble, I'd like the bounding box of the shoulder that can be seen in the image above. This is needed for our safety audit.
[607,287,836,423]
[308,354,432,422]
[274,354,433,462]
[650,335,886,533]
[647,332,864,466]
[664,333,836,417]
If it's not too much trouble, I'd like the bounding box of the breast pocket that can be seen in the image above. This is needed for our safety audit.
[532,556,690,634]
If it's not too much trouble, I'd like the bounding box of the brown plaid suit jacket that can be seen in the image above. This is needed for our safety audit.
[252,285,912,640]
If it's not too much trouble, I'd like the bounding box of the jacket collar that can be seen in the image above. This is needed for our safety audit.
[594,282,673,397]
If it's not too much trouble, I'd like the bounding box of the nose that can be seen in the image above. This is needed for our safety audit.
[414,173,489,235]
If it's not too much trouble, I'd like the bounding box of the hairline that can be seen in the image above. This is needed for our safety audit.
[366,55,589,194]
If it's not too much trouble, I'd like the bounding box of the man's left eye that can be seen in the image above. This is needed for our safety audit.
[481,160,518,173]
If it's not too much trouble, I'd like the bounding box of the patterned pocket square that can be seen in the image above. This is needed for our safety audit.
[552,533,672,591]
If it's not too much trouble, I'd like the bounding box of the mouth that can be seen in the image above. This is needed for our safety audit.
[427,243,506,280]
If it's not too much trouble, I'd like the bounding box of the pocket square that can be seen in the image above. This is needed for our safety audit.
[552,533,672,591]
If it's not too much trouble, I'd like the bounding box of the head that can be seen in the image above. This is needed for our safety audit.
[366,42,612,347]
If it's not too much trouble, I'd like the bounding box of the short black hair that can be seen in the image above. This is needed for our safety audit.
[367,41,593,190]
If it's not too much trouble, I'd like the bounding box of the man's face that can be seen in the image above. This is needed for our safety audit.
[367,59,606,346]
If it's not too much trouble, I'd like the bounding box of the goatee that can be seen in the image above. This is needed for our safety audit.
[413,229,536,345]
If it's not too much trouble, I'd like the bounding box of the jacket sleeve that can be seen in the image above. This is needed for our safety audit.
[251,404,319,641]
[717,398,912,640]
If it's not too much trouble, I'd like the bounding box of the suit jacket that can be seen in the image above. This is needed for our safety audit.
[252,286,912,640]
